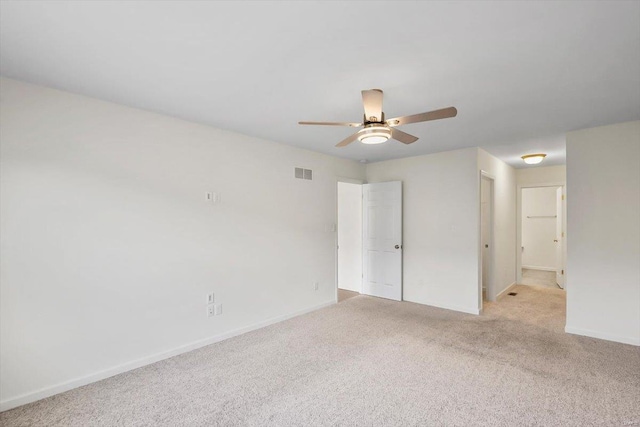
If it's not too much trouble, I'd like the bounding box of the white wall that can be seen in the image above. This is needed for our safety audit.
[337,182,362,293]
[477,149,517,300]
[565,121,640,346]
[0,78,366,408]
[366,148,480,314]
[521,187,559,270]
[516,165,566,187]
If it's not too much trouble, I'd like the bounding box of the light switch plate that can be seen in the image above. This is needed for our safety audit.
[207,293,214,304]
[205,192,220,204]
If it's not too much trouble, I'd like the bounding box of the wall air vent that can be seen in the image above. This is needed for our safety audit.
[294,167,313,180]
[303,169,312,180]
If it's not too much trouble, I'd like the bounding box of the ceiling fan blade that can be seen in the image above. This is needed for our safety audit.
[362,89,383,122]
[391,128,419,145]
[298,121,362,127]
[387,106,457,127]
[335,131,361,147]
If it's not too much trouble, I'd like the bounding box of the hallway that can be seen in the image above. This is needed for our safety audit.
[521,268,562,289]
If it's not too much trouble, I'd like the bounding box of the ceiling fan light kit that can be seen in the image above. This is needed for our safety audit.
[357,125,391,144]
[299,89,457,148]
[521,153,547,164]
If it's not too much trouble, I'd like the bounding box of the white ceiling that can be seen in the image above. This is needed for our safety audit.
[481,134,566,169]
[1,1,639,164]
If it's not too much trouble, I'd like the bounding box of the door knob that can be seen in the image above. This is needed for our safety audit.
[554,239,558,242]
[395,245,401,249]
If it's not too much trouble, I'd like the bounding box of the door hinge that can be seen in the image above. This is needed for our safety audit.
[562,270,564,275]
[562,195,565,200]
[562,232,565,237]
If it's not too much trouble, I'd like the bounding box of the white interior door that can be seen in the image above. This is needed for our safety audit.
[555,187,565,288]
[481,177,492,299]
[362,181,402,301]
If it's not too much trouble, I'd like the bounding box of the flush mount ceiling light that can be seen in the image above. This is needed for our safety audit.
[521,153,547,165]
[357,125,391,145]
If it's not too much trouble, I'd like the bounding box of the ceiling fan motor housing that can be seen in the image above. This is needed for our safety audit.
[365,112,385,124]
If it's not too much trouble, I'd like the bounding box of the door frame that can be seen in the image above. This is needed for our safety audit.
[335,177,365,303]
[478,171,495,312]
[517,182,566,285]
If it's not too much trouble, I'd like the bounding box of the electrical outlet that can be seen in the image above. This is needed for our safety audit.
[207,304,215,318]
[314,282,319,291]
[214,303,223,316]
[207,292,215,304]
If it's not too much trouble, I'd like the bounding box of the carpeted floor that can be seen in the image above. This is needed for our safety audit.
[521,268,561,289]
[2,285,639,426]
[338,288,359,302]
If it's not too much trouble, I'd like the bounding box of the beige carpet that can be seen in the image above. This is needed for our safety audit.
[2,285,639,426]
[521,268,561,289]
[338,288,359,302]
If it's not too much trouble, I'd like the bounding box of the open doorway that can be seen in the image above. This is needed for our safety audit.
[520,186,566,289]
[337,181,362,303]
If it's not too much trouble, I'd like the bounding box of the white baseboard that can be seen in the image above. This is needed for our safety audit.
[496,282,518,301]
[0,300,336,412]
[565,325,640,346]
[522,265,556,272]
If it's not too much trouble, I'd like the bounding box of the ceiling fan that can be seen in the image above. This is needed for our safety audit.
[299,89,457,147]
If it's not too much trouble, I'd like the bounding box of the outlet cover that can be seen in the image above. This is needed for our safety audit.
[207,305,215,318]
[214,303,223,316]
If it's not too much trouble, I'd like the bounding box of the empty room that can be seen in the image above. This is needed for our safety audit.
[1,1,639,426]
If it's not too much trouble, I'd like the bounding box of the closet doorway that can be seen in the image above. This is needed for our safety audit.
[519,185,566,289]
